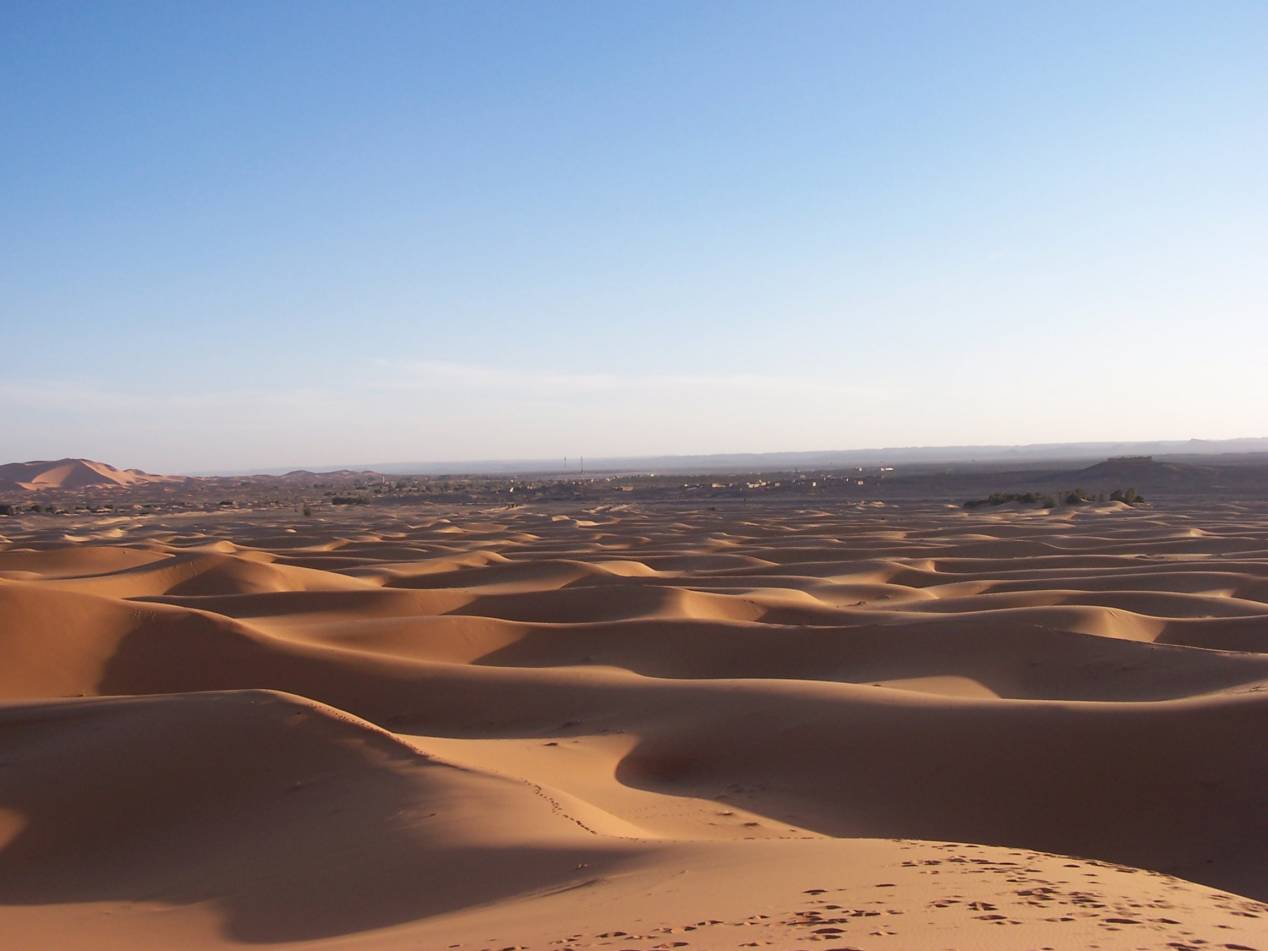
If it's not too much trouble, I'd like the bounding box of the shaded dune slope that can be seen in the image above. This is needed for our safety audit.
[2,499,1267,948]
[0,690,636,945]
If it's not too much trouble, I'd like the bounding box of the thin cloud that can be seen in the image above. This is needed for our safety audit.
[0,381,346,416]
[373,359,862,398]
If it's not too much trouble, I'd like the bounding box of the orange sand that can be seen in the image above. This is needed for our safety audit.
[1,499,1265,949]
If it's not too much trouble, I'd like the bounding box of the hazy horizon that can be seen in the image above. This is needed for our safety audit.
[8,433,1268,480]
[5,1,1266,472]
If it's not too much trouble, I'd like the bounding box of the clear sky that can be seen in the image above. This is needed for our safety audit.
[3,1,1265,472]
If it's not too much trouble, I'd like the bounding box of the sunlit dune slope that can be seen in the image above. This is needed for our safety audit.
[2,498,1267,948]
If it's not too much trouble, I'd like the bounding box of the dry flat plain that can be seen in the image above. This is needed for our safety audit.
[1,498,1266,950]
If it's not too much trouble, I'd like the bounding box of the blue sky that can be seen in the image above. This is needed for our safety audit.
[3,1,1265,472]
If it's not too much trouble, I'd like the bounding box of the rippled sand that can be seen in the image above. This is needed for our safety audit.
[2,499,1266,949]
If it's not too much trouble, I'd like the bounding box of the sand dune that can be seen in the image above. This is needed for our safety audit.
[0,690,638,946]
[1,499,1266,948]
[0,457,182,491]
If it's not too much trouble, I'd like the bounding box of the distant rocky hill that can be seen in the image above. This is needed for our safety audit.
[0,459,185,492]
[1052,455,1248,493]
[275,469,380,480]
[851,453,1268,501]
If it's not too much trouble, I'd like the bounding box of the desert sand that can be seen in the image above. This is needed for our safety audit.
[0,458,184,493]
[1,498,1266,950]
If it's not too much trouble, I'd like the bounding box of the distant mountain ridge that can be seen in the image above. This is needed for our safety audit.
[0,459,184,492]
[212,436,1268,477]
[8,437,1268,486]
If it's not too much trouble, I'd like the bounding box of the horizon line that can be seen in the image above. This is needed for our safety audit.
[180,434,1268,478]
